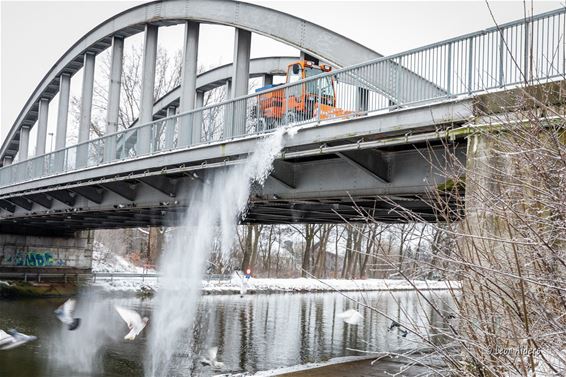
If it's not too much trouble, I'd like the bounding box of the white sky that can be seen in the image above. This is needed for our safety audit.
[0,0,562,147]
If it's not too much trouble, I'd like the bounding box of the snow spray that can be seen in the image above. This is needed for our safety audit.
[47,292,123,374]
[146,128,288,377]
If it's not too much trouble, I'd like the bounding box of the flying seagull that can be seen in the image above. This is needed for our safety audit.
[200,347,225,370]
[54,299,81,330]
[0,329,37,350]
[115,306,149,340]
[388,320,408,337]
[336,309,364,325]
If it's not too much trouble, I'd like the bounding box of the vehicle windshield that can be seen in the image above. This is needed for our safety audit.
[305,66,334,98]
[304,66,323,78]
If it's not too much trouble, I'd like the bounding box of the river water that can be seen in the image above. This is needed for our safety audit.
[0,290,454,377]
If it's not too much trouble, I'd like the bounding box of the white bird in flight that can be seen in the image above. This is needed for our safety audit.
[0,329,37,350]
[54,299,81,330]
[200,346,225,370]
[115,306,149,340]
[336,309,364,325]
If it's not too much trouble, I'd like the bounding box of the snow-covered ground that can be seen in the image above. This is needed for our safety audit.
[92,241,155,274]
[91,273,458,295]
[91,241,459,295]
[205,275,458,294]
[214,356,375,377]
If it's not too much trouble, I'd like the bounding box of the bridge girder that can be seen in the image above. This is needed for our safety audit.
[0,139,466,234]
[0,99,472,234]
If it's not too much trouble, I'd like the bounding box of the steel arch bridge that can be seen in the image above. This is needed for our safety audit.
[0,1,565,236]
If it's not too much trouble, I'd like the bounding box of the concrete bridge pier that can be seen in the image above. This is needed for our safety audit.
[457,83,566,372]
[0,230,94,278]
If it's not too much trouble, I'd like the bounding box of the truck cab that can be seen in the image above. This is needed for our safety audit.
[255,60,348,129]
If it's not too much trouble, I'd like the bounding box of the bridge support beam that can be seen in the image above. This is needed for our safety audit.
[300,51,319,65]
[105,36,124,163]
[193,90,204,143]
[226,28,251,138]
[77,52,96,168]
[223,79,232,140]
[0,230,94,278]
[18,126,30,162]
[336,149,389,183]
[137,24,158,156]
[36,98,49,156]
[56,74,71,150]
[263,74,273,86]
[55,73,71,172]
[179,21,200,147]
[164,106,177,149]
[270,160,295,189]
[459,129,556,365]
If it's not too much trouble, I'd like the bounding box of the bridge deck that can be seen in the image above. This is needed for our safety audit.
[0,98,472,234]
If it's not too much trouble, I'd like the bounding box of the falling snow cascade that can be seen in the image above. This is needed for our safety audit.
[146,128,289,377]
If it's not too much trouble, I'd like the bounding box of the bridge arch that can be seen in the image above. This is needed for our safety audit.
[0,0,382,164]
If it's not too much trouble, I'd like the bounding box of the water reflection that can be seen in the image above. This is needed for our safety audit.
[196,291,453,374]
[0,290,454,377]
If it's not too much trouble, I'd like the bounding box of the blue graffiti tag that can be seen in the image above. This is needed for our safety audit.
[8,251,62,267]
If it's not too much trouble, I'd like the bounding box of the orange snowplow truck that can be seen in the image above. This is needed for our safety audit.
[255,60,350,129]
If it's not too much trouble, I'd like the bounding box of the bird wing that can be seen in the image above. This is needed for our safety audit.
[336,309,355,318]
[208,347,218,361]
[6,330,28,342]
[345,311,364,325]
[115,306,142,329]
[337,309,363,325]
[63,299,76,317]
[6,329,20,337]
[0,330,13,346]
[55,300,74,324]
[0,331,36,350]
[0,330,11,340]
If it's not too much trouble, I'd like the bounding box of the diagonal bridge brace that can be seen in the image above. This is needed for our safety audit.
[336,149,389,184]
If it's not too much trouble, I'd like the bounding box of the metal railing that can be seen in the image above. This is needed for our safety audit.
[1,8,564,188]
[0,271,231,282]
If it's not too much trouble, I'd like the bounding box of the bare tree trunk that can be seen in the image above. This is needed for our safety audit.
[360,224,377,278]
[301,224,316,277]
[264,225,274,277]
[341,227,352,278]
[313,224,332,278]
[249,225,263,273]
[350,225,364,278]
[147,227,164,264]
[334,226,343,278]
[241,225,253,271]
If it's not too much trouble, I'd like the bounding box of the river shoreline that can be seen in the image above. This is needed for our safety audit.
[217,350,448,377]
[0,277,460,298]
[93,277,460,297]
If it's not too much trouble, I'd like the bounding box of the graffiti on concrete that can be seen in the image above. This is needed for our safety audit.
[1,250,65,267]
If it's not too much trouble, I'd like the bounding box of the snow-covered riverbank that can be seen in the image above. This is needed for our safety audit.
[215,355,376,376]
[91,241,459,295]
[91,274,459,295]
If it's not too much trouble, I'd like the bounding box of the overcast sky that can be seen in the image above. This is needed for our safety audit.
[0,0,562,146]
